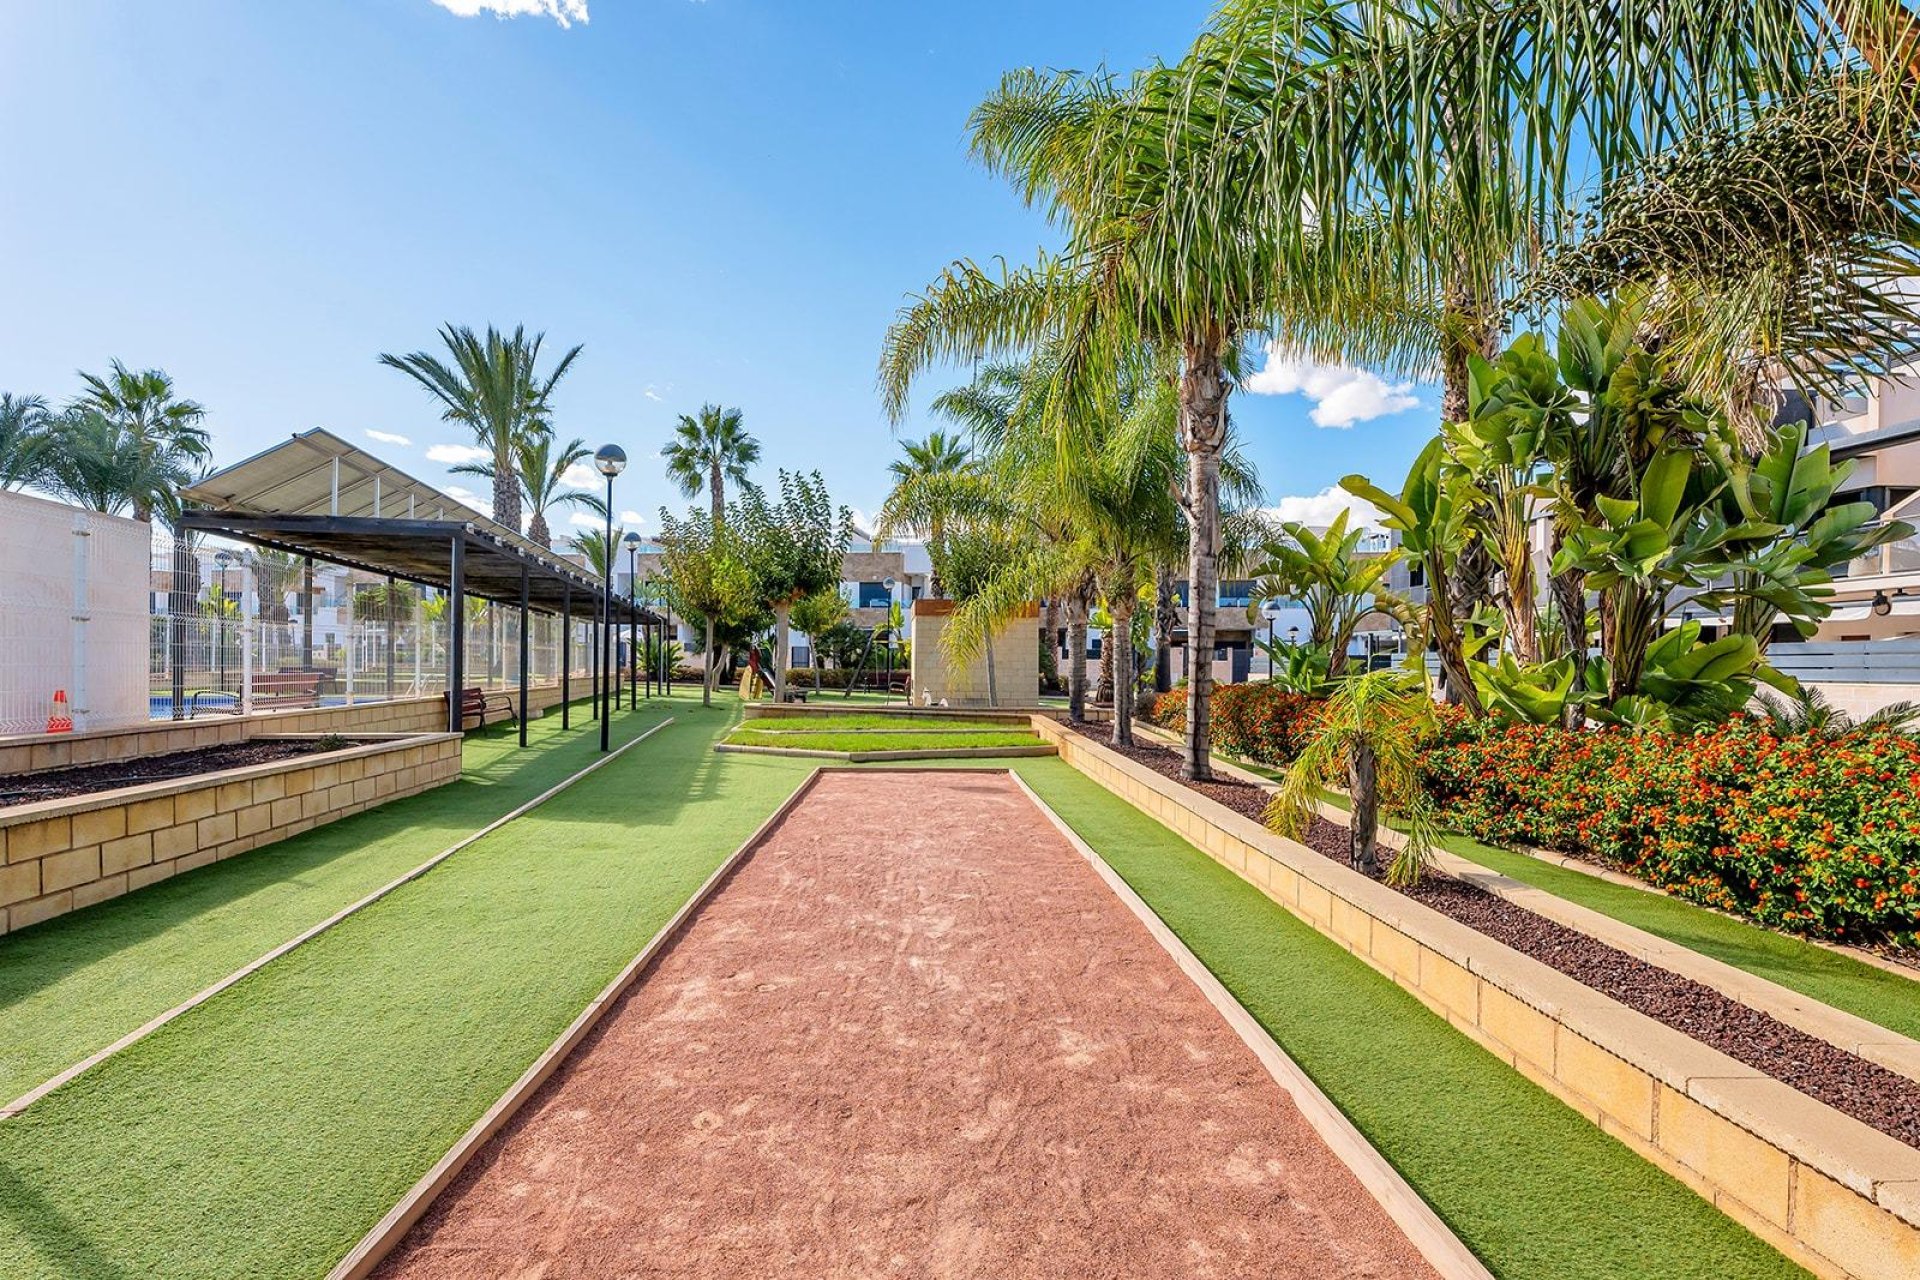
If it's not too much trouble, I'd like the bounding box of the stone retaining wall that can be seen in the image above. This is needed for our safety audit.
[1031,714,1920,1280]
[0,732,463,936]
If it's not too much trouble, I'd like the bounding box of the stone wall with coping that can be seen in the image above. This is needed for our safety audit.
[0,732,463,936]
[909,601,1039,708]
[1031,713,1920,1280]
[0,682,584,776]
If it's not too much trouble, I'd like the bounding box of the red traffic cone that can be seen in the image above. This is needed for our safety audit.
[47,690,73,734]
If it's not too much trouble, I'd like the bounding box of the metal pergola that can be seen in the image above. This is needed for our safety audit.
[178,429,665,741]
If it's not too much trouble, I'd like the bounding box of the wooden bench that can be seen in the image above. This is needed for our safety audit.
[450,687,518,731]
[189,671,325,717]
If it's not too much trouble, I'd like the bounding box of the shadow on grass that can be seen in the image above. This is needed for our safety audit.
[0,1164,135,1280]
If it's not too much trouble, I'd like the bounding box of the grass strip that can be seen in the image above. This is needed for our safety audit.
[0,695,677,1108]
[726,729,1043,751]
[0,697,814,1279]
[1010,758,1808,1280]
[737,713,1019,732]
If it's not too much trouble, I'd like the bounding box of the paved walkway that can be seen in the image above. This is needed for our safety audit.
[377,769,1440,1279]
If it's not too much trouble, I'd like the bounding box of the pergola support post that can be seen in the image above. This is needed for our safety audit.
[448,535,466,733]
[302,556,314,669]
[561,582,572,730]
[518,565,531,748]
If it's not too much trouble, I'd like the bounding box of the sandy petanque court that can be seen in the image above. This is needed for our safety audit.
[374,769,1443,1279]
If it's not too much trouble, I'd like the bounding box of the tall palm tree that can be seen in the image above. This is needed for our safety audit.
[451,431,600,548]
[882,430,973,596]
[41,409,194,519]
[71,361,210,521]
[663,404,758,527]
[381,325,583,531]
[0,393,52,490]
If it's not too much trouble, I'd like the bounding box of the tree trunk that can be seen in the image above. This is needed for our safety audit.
[1109,595,1135,747]
[1178,344,1230,781]
[1153,562,1175,695]
[701,616,716,707]
[1041,596,1060,693]
[709,463,724,528]
[929,516,946,599]
[1426,554,1484,716]
[1549,525,1589,729]
[1349,739,1380,877]
[1066,591,1089,724]
[491,451,521,533]
[772,603,792,703]
[1096,620,1115,706]
[529,512,551,550]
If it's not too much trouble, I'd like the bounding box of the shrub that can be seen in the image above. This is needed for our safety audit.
[1145,689,1186,731]
[1421,716,1920,941]
[1142,683,1321,766]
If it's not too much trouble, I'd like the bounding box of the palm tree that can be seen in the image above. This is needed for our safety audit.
[381,325,583,531]
[71,361,210,521]
[883,430,973,596]
[569,525,624,582]
[451,431,599,548]
[41,409,195,519]
[663,404,758,527]
[0,393,52,490]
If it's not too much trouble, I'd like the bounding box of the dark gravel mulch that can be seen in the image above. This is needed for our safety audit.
[1072,723,1920,1151]
[0,740,351,807]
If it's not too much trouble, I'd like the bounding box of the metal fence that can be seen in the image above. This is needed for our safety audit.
[147,531,598,720]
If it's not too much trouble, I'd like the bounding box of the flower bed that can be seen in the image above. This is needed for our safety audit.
[1145,684,1320,767]
[1420,713,1920,943]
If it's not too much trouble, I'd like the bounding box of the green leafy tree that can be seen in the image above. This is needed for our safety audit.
[380,325,582,531]
[657,507,758,707]
[733,471,853,703]
[790,587,851,689]
[71,361,211,521]
[41,409,196,520]
[663,404,759,527]
[0,393,52,490]
[1268,670,1440,886]
[1248,510,1400,680]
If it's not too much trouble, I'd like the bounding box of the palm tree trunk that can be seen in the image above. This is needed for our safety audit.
[491,450,521,532]
[772,603,792,703]
[1109,595,1136,747]
[1426,554,1484,716]
[929,516,946,598]
[1349,739,1380,877]
[1153,562,1175,695]
[1066,590,1089,724]
[1179,344,1229,782]
[1041,596,1060,693]
[529,512,551,550]
[709,463,724,528]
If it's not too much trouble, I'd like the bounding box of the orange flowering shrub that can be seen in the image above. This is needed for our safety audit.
[1421,715,1920,941]
[1143,685,1321,766]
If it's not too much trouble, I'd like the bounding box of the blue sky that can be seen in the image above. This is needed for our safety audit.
[0,0,1440,537]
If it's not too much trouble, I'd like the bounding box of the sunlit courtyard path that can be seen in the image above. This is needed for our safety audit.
[378,769,1440,1279]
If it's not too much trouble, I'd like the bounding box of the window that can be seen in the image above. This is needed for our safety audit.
[1173,580,1190,606]
[856,581,891,609]
[1407,562,1426,588]
[1218,580,1254,607]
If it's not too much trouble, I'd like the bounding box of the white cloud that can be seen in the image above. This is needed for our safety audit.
[1242,343,1421,428]
[364,429,412,447]
[643,384,664,403]
[427,0,588,27]
[1263,486,1384,532]
[426,443,491,465]
[442,485,489,514]
[558,462,599,490]
[567,511,603,529]
[619,510,645,527]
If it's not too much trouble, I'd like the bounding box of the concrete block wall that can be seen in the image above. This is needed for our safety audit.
[0,733,462,935]
[1033,714,1920,1280]
[909,601,1039,708]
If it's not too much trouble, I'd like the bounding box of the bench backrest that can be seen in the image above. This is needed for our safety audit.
[253,673,322,694]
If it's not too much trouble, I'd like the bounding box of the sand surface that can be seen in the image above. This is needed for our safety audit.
[375,769,1441,1279]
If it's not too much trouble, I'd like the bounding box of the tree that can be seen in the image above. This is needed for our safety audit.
[733,471,853,704]
[380,325,582,531]
[790,588,850,689]
[1268,670,1440,886]
[663,404,759,528]
[41,409,196,520]
[568,525,624,582]
[0,393,51,490]
[70,361,211,522]
[883,430,974,596]
[1248,510,1401,679]
[451,431,599,549]
[657,507,758,707]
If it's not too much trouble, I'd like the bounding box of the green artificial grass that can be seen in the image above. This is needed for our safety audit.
[739,713,1021,732]
[1009,758,1807,1280]
[727,728,1043,752]
[0,695,678,1107]
[0,696,812,1279]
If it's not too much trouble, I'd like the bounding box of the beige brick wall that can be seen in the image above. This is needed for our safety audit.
[0,733,463,936]
[910,603,1040,707]
[1033,714,1920,1280]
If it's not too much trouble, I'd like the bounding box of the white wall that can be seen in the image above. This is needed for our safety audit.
[0,491,152,734]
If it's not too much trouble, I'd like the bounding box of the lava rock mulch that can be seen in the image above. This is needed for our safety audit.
[1073,723,1920,1151]
[0,740,355,807]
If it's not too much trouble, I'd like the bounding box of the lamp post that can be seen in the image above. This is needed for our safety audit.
[1288,625,1300,648]
[883,576,898,693]
[1260,602,1278,680]
[624,531,642,707]
[594,444,627,752]
[214,550,234,695]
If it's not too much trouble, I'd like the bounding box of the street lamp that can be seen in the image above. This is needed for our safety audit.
[1288,624,1300,648]
[594,444,626,752]
[1260,602,1279,678]
[624,530,642,707]
[883,576,898,694]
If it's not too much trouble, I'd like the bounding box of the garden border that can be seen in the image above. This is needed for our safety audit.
[1007,769,1492,1280]
[0,717,675,1122]
[1032,713,1920,1280]
[326,762,826,1280]
[714,742,1057,763]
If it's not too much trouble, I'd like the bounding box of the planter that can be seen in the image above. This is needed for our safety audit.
[0,732,463,935]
